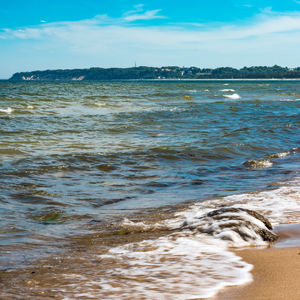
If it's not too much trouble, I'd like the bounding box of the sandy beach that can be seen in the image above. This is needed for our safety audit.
[216,223,300,300]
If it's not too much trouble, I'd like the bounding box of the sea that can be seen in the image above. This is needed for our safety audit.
[0,80,299,299]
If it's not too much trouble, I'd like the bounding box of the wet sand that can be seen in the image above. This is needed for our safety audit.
[1,220,299,299]
[216,223,300,300]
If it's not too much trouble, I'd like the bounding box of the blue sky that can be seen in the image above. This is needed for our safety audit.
[1,0,300,78]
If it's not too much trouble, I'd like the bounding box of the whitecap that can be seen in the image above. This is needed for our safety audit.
[220,89,235,92]
[177,176,300,227]
[267,151,290,159]
[94,102,106,107]
[223,93,241,99]
[0,107,14,114]
[243,159,273,169]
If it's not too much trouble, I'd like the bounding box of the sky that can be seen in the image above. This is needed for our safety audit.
[1,0,300,78]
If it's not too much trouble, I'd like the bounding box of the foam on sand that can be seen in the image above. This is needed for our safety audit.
[59,176,300,299]
[63,231,252,299]
[95,235,252,300]
[62,206,273,299]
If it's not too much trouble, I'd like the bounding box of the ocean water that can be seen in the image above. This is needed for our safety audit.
[0,80,300,299]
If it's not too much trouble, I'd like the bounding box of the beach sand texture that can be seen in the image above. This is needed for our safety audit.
[216,224,300,300]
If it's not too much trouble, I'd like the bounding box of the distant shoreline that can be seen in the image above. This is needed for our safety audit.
[137,78,300,81]
[8,65,300,81]
[2,78,300,82]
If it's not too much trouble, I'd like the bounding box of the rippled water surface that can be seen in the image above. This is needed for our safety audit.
[0,80,300,298]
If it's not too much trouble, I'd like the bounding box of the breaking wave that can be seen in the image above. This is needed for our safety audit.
[58,177,300,299]
[220,89,235,92]
[0,107,14,114]
[223,93,241,99]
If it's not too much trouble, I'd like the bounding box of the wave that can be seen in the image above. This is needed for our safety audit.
[243,150,292,169]
[94,102,107,107]
[267,151,290,159]
[223,93,241,99]
[178,176,300,226]
[220,89,235,92]
[0,107,14,114]
[0,148,26,155]
[61,177,299,299]
[93,233,252,299]
[243,159,273,169]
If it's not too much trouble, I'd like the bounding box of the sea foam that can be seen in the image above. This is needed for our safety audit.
[223,93,241,99]
[220,89,235,92]
[0,107,14,114]
[63,232,252,300]
[60,177,300,299]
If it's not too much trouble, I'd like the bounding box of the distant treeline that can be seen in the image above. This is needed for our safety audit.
[9,65,300,81]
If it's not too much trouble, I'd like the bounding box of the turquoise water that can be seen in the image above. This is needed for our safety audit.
[0,80,299,262]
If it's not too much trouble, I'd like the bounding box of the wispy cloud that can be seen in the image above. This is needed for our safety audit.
[2,11,300,41]
[124,4,145,15]
[1,8,300,76]
[122,5,165,22]
[123,9,165,22]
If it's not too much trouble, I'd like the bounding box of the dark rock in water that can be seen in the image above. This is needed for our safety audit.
[185,207,278,243]
[206,207,273,230]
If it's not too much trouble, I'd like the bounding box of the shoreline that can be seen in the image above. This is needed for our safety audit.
[139,78,300,81]
[3,78,300,82]
[216,223,300,300]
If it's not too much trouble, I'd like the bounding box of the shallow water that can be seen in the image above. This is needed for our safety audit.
[0,80,299,298]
